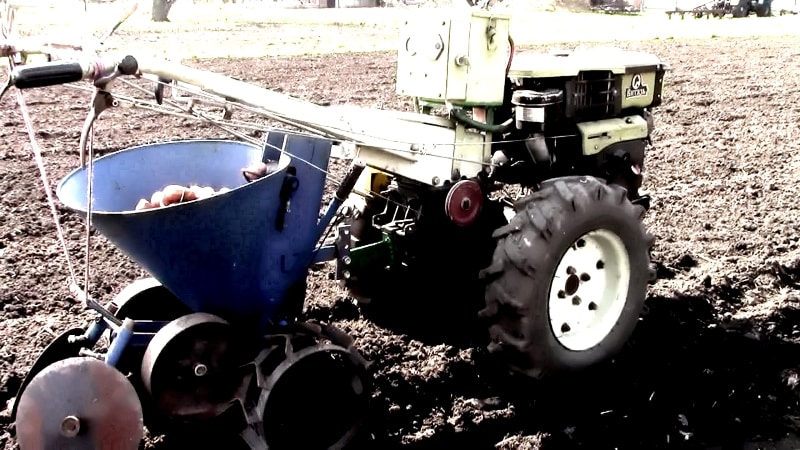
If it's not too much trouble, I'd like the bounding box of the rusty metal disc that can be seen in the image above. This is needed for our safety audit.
[445,179,484,227]
[15,356,144,450]
[141,312,244,424]
[11,327,85,422]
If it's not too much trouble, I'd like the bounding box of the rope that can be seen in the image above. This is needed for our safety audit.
[14,88,81,291]
[83,114,95,308]
[4,1,100,311]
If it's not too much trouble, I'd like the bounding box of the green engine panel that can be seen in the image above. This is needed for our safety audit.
[509,48,668,111]
[577,115,650,156]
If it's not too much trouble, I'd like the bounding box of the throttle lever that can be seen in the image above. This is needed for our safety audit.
[79,90,117,167]
[154,76,172,105]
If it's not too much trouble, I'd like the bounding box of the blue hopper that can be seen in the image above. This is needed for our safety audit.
[55,132,344,330]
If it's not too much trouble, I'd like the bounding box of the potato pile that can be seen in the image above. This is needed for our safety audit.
[135,184,231,210]
[134,161,276,211]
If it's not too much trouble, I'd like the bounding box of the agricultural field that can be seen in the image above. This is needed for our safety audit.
[2,1,800,449]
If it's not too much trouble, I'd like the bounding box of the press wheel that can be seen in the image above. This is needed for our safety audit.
[108,277,192,435]
[15,356,144,450]
[141,312,245,424]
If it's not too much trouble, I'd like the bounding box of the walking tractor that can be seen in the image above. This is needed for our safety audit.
[1,4,668,449]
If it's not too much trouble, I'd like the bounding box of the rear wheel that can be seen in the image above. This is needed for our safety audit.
[732,2,749,16]
[479,176,655,378]
[754,2,771,16]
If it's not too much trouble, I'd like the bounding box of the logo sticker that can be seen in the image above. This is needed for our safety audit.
[625,73,648,99]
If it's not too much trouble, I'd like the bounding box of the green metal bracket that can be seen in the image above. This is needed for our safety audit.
[347,232,396,278]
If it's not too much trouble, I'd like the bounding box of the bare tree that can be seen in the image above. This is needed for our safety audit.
[152,0,177,21]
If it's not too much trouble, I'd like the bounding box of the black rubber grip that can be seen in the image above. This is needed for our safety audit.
[335,159,366,201]
[13,62,84,89]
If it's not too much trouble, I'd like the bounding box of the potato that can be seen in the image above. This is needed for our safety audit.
[183,189,198,202]
[150,190,164,206]
[186,185,212,200]
[135,198,155,210]
[161,185,188,206]
[242,160,278,182]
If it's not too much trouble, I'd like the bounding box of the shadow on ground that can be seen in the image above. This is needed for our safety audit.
[358,290,800,450]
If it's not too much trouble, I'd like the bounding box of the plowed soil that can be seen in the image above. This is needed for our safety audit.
[1,35,800,450]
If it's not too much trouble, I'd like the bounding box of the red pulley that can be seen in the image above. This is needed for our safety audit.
[445,179,483,226]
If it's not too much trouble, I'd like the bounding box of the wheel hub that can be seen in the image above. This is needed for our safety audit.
[445,179,483,226]
[548,229,631,351]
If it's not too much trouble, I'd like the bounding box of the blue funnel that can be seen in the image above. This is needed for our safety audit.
[56,135,332,329]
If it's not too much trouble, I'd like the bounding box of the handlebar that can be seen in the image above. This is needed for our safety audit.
[12,62,85,89]
[2,47,445,157]
[8,55,137,89]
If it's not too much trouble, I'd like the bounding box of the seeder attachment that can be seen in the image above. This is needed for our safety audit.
[12,132,371,449]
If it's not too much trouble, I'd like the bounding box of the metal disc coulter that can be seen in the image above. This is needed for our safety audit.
[15,357,144,450]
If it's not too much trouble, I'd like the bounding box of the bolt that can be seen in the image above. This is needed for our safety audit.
[588,302,598,311]
[561,323,571,333]
[580,273,591,282]
[343,270,351,279]
[432,176,441,186]
[557,290,566,299]
[342,256,352,265]
[572,296,581,306]
[596,260,605,269]
[61,416,80,438]
[566,266,576,275]
[194,363,208,377]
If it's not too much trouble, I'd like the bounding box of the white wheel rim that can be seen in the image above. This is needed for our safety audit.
[548,229,631,352]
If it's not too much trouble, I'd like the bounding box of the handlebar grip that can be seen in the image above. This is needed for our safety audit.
[335,159,366,201]
[12,62,85,89]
